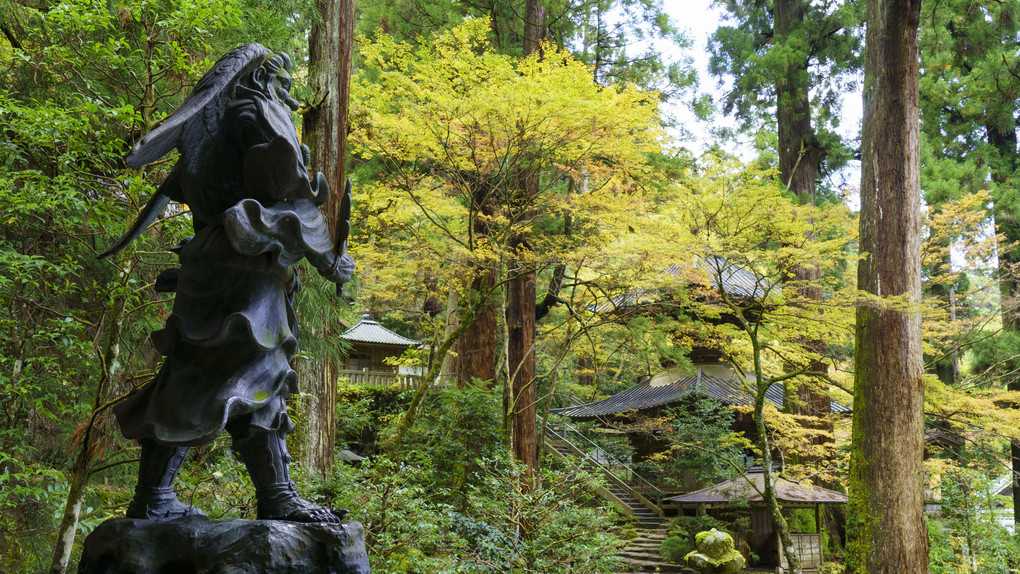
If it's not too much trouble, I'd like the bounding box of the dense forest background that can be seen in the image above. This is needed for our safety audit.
[3,0,1020,572]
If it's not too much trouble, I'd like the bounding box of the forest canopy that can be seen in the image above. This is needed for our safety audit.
[1,1,1018,573]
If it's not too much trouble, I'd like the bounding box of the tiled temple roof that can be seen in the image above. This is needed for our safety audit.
[340,312,422,347]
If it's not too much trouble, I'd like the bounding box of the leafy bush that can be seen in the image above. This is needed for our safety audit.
[465,455,625,573]
[307,385,627,573]
[660,535,694,563]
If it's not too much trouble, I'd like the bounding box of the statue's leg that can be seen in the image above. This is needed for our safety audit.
[125,438,205,520]
[227,413,347,523]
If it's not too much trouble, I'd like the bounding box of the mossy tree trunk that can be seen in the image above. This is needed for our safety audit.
[747,330,802,574]
[846,0,929,571]
[297,0,355,477]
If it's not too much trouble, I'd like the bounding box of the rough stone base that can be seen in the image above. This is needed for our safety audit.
[77,516,370,574]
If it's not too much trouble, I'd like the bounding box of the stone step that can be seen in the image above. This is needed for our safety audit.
[629,538,667,546]
[619,548,662,559]
[618,556,690,573]
[625,541,664,550]
[618,551,663,562]
[630,534,667,541]
[625,535,664,542]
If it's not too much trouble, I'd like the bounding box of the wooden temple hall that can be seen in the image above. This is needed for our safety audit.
[667,471,847,572]
[339,311,423,388]
[554,363,850,462]
[552,364,851,572]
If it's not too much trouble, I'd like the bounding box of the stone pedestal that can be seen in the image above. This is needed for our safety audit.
[77,516,370,574]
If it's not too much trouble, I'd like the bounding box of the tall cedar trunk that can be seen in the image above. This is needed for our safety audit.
[506,0,545,479]
[454,268,498,386]
[507,257,537,476]
[775,0,820,203]
[986,119,1020,525]
[846,1,929,571]
[523,0,545,55]
[775,0,832,426]
[454,179,498,387]
[295,0,355,477]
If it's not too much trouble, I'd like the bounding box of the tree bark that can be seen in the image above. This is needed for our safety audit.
[775,0,820,203]
[775,0,831,418]
[847,0,928,571]
[523,0,545,55]
[296,0,355,477]
[454,266,498,387]
[504,0,544,480]
[507,257,537,478]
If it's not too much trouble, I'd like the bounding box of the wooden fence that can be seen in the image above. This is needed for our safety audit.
[338,370,453,390]
[779,532,823,572]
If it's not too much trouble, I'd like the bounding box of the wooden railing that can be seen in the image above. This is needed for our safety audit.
[338,370,454,390]
[339,370,419,389]
[542,418,666,518]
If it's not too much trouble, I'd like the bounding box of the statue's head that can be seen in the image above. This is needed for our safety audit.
[249,52,300,111]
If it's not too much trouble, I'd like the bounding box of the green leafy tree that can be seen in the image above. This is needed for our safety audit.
[0,1,314,569]
[709,0,862,447]
[709,0,861,197]
[927,462,1020,574]
[356,0,692,96]
[917,0,1020,524]
[348,18,663,449]
[642,156,857,572]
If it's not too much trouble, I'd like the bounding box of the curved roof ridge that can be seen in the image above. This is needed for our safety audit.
[340,312,422,347]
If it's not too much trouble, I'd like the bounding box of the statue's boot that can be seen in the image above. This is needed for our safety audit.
[125,439,205,520]
[230,426,347,523]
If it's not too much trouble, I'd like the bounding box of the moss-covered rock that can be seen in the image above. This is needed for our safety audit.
[684,528,744,574]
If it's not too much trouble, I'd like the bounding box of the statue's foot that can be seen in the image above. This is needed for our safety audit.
[258,486,348,523]
[126,488,205,521]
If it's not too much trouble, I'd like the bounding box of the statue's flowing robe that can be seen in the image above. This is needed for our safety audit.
[116,85,345,446]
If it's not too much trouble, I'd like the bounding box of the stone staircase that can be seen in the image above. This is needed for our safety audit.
[607,483,688,573]
[544,440,688,573]
[616,530,690,574]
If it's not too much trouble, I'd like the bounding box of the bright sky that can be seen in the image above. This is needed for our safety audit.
[663,1,865,203]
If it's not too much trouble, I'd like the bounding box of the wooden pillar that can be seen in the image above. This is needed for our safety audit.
[816,504,824,564]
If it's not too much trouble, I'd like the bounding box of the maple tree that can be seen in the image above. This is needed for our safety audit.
[634,156,857,572]
[347,18,663,450]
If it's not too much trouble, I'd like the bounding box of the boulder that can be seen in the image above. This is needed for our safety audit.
[684,528,744,574]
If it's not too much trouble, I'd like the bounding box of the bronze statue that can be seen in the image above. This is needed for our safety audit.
[101,44,354,523]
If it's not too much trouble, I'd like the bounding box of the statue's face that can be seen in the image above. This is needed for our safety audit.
[270,68,298,111]
[252,57,299,111]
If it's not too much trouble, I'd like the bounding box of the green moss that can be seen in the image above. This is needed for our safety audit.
[846,352,875,574]
[684,529,745,573]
